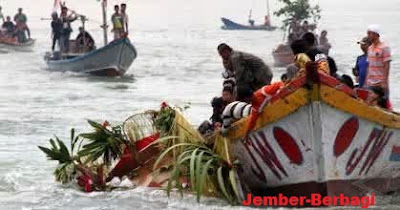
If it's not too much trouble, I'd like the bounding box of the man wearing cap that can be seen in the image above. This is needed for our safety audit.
[365,24,391,93]
[217,43,273,98]
[353,37,371,88]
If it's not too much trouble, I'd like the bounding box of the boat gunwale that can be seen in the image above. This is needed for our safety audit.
[221,73,400,141]
[221,17,277,31]
[45,37,136,65]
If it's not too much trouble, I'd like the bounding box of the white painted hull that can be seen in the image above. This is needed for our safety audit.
[233,100,400,198]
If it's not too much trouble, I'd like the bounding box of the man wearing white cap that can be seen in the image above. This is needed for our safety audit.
[365,24,391,94]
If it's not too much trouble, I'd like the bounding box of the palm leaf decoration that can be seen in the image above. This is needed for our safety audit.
[153,141,240,204]
[150,105,241,204]
[38,129,80,184]
[78,120,132,165]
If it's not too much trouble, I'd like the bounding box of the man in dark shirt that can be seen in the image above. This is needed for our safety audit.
[217,43,273,96]
[75,27,95,51]
[2,16,15,36]
[302,32,339,78]
[51,12,62,51]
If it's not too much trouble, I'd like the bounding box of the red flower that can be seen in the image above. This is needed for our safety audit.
[77,174,93,192]
[102,121,110,127]
[161,102,168,108]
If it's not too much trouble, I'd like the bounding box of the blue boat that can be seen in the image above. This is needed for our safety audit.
[45,37,137,76]
[221,17,277,31]
[44,0,137,76]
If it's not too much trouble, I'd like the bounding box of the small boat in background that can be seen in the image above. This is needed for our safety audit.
[221,0,276,31]
[44,0,137,76]
[0,36,35,51]
[221,17,276,31]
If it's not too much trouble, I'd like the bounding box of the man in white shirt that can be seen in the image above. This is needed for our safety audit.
[120,3,129,34]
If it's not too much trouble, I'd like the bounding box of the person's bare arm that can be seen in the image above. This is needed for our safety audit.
[383,61,391,89]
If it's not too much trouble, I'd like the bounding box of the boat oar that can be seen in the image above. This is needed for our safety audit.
[40,16,89,21]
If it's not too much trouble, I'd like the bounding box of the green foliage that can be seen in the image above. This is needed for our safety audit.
[78,120,131,165]
[38,129,80,184]
[154,102,191,137]
[154,105,176,136]
[54,162,76,184]
[153,141,240,204]
[39,120,133,185]
[274,0,321,27]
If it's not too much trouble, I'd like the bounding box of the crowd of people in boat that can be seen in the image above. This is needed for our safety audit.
[50,3,129,54]
[0,7,31,43]
[199,24,391,136]
[276,20,332,56]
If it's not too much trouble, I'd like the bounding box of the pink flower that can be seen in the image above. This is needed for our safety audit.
[161,102,168,108]
[102,121,110,127]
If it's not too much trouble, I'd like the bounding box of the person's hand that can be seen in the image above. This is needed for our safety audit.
[214,122,222,131]
[352,68,358,76]
[381,83,388,90]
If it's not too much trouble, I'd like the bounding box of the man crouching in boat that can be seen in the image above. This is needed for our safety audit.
[1,16,15,37]
[217,43,273,101]
[75,27,95,52]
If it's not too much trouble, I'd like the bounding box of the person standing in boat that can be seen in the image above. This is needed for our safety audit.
[352,37,371,88]
[120,3,129,35]
[14,8,30,39]
[111,5,124,40]
[0,6,5,23]
[365,24,392,95]
[318,30,331,55]
[59,6,78,54]
[264,15,271,27]
[51,12,62,51]
[217,43,273,100]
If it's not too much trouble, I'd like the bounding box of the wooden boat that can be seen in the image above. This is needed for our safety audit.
[0,36,35,51]
[213,69,400,206]
[44,1,137,76]
[221,18,276,31]
[221,0,276,31]
[45,37,137,76]
[272,44,294,67]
